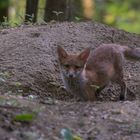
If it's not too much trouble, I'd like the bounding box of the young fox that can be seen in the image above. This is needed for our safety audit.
[57,44,140,101]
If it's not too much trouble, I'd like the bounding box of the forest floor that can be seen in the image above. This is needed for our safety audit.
[0,22,140,140]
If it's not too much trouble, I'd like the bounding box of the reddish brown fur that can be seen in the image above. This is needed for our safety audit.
[57,44,140,101]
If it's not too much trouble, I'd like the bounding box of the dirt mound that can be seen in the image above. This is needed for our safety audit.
[0,22,140,101]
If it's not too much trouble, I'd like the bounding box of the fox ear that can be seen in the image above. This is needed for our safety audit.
[78,48,90,62]
[57,46,68,60]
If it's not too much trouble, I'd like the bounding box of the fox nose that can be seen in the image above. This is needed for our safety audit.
[69,73,74,78]
[68,68,75,78]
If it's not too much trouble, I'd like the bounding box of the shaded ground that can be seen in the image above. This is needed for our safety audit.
[0,22,140,140]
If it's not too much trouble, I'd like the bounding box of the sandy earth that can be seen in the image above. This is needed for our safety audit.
[0,22,140,140]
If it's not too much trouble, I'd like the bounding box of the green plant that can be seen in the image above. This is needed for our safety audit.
[14,113,35,122]
[52,11,63,21]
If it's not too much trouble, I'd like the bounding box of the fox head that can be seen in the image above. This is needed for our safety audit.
[57,46,90,79]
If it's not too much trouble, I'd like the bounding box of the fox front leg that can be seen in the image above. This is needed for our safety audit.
[80,84,97,101]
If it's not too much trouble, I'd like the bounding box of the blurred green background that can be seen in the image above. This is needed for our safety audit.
[0,0,140,34]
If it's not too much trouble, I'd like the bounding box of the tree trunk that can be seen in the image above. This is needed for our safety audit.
[25,0,39,22]
[82,0,94,20]
[0,0,9,22]
[65,0,74,21]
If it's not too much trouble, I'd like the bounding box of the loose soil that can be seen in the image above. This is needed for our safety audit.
[0,22,140,140]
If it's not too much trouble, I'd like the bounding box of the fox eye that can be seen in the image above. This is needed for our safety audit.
[64,64,69,68]
[75,66,82,69]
